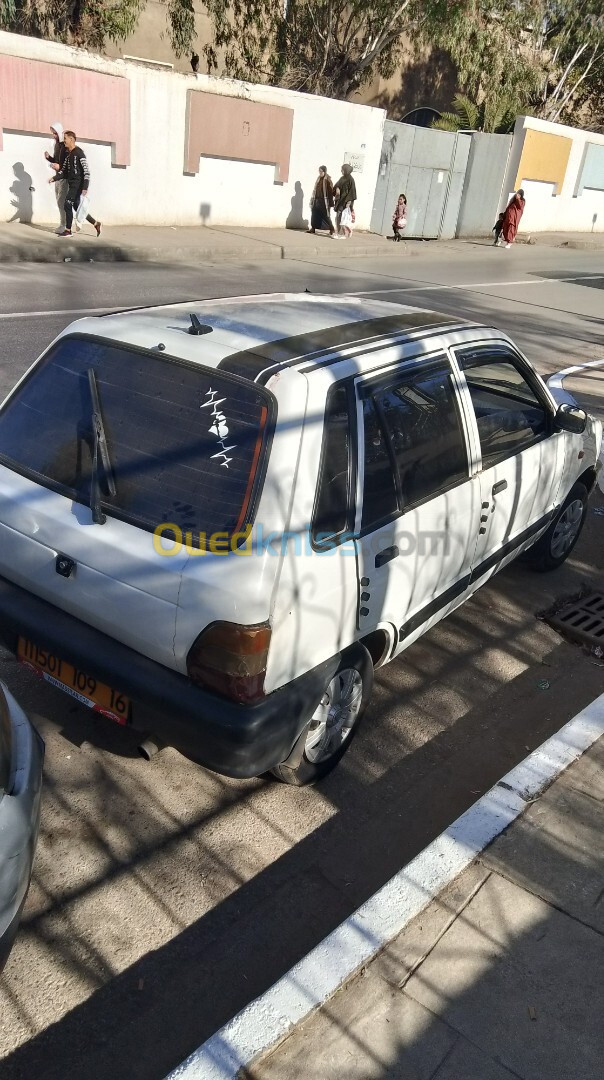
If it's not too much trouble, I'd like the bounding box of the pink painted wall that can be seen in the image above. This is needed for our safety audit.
[186,91,293,182]
[0,54,130,166]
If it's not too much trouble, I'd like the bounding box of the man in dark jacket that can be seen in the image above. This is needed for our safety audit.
[45,122,68,234]
[50,131,102,237]
[333,163,357,238]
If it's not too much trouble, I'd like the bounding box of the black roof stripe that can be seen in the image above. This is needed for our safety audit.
[302,322,471,373]
[217,311,458,381]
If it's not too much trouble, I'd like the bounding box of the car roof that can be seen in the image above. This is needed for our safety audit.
[64,293,475,382]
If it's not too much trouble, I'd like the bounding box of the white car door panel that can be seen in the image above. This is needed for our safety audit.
[353,353,479,655]
[452,344,565,583]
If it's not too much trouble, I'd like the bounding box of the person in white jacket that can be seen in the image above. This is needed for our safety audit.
[45,122,68,234]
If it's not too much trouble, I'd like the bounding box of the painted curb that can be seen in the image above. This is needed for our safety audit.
[165,693,604,1080]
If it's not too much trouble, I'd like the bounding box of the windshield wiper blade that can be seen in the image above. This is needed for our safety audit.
[87,368,116,524]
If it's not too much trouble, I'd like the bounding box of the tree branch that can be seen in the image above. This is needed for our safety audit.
[359,0,411,63]
[550,45,603,122]
[544,41,589,113]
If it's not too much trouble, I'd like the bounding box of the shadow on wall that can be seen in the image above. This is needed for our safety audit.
[8,163,34,224]
[373,49,458,121]
[286,181,308,230]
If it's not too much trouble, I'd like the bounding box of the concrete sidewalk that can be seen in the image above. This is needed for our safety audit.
[1,222,603,266]
[0,222,407,265]
[251,735,604,1080]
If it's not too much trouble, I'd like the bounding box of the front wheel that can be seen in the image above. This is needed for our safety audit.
[271,645,373,786]
[528,482,588,571]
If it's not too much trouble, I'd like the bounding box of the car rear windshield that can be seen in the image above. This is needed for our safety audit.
[0,336,272,545]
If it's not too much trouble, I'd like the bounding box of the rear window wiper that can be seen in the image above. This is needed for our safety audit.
[87,368,116,524]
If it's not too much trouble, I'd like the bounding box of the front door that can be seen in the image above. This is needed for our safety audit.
[354,353,480,655]
[453,342,565,583]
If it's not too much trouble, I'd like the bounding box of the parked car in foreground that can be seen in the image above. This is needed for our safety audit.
[0,295,600,785]
[0,681,44,971]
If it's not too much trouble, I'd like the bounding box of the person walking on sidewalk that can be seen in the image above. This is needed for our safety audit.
[333,163,356,238]
[49,132,102,238]
[498,189,525,249]
[492,211,505,246]
[45,122,68,235]
[308,166,335,235]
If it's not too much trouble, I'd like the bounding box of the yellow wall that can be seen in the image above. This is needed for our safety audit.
[514,129,572,194]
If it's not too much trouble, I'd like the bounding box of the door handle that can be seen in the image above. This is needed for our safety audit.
[492,479,508,496]
[375,545,399,568]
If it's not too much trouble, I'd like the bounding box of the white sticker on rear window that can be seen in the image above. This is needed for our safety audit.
[201,387,237,468]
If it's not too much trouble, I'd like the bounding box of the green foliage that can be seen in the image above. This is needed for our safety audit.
[432,92,516,133]
[532,1,604,125]
[200,0,445,98]
[167,0,196,58]
[0,1,147,48]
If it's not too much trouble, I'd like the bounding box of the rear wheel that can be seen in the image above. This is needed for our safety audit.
[271,645,373,786]
[528,482,588,571]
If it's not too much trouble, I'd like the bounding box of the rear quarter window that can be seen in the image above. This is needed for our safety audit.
[0,336,273,546]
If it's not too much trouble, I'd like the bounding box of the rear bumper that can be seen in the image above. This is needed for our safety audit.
[0,684,44,973]
[0,576,337,779]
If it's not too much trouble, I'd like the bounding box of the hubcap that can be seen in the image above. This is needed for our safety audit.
[550,498,583,559]
[304,668,364,764]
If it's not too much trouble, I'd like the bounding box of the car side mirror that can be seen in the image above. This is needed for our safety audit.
[555,403,587,434]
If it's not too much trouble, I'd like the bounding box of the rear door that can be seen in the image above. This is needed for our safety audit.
[0,335,271,669]
[353,352,480,654]
[452,342,564,583]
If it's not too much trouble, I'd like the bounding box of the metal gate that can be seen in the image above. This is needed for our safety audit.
[371,121,471,239]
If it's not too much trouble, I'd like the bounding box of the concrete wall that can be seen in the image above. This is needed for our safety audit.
[456,132,512,238]
[0,31,385,230]
[502,116,604,233]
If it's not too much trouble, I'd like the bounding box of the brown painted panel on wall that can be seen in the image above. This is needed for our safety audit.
[514,129,572,195]
[186,91,293,182]
[0,55,131,166]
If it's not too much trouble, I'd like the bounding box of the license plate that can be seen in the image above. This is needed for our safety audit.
[17,637,131,725]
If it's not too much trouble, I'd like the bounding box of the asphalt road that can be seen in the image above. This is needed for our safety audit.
[1,243,603,1080]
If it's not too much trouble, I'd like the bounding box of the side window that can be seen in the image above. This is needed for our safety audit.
[361,397,399,530]
[312,383,353,543]
[458,347,548,469]
[361,357,469,531]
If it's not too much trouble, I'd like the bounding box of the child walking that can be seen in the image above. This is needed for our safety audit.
[492,212,504,246]
[392,194,407,241]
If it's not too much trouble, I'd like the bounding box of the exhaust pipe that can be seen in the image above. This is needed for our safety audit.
[137,735,165,761]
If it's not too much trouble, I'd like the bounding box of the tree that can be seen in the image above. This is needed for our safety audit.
[200,0,457,99]
[530,2,604,125]
[0,0,198,56]
[432,92,516,134]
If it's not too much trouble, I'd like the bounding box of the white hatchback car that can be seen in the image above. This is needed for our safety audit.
[0,295,600,784]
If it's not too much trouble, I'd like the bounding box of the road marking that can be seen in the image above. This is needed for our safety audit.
[0,305,121,320]
[1,273,603,318]
[547,359,604,492]
[165,693,604,1080]
[547,356,604,395]
[350,273,604,296]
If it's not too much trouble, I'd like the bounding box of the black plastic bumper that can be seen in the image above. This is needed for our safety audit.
[0,576,339,779]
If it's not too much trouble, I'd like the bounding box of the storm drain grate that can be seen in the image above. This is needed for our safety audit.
[546,591,604,647]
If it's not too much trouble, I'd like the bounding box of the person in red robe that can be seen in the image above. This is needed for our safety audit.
[500,189,525,248]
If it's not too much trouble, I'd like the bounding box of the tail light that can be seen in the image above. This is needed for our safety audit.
[186,622,271,704]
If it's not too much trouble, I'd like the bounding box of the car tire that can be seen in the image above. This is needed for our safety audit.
[528,482,588,572]
[271,644,373,786]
